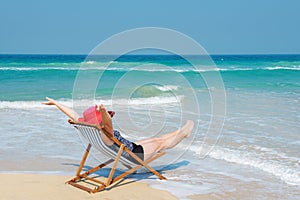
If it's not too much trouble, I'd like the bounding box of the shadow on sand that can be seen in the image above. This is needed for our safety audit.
[63,160,190,190]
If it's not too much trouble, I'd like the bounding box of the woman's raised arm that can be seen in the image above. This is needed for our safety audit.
[42,97,80,121]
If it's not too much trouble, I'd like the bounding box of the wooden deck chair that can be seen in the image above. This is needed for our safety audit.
[66,119,166,193]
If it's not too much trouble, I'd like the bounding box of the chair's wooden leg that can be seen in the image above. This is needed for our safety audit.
[112,151,166,183]
[66,158,115,192]
[76,143,92,176]
[142,153,167,180]
[106,144,124,186]
[78,159,114,179]
[68,181,93,193]
[124,149,167,180]
[92,184,107,193]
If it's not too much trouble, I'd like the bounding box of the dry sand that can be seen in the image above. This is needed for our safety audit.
[0,173,177,200]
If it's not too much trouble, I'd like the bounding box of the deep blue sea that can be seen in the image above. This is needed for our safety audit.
[0,54,299,199]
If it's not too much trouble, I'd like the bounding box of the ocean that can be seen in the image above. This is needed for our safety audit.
[0,54,299,199]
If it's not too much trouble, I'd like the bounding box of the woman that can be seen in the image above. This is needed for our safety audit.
[42,97,194,162]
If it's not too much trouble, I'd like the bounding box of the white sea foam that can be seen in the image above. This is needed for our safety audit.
[146,179,211,200]
[217,67,253,71]
[265,66,300,71]
[128,96,182,105]
[2,65,300,72]
[47,155,81,160]
[0,96,183,110]
[154,85,179,92]
[188,145,300,186]
[103,96,182,106]
[0,101,48,109]
[0,67,80,71]
[85,61,95,64]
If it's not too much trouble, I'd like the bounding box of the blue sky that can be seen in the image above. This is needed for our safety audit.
[1,0,299,54]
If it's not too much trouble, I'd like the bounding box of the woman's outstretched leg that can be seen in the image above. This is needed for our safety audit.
[136,120,194,161]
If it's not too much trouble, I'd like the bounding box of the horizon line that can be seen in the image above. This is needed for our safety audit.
[1,53,300,56]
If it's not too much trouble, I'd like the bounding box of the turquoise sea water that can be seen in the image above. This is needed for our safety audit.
[1,54,299,101]
[0,54,299,199]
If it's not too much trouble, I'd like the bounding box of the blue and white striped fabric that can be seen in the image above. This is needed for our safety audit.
[73,124,137,167]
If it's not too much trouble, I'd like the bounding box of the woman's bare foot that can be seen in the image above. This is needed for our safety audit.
[180,120,194,138]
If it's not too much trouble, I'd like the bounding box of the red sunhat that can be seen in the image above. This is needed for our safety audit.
[78,105,115,124]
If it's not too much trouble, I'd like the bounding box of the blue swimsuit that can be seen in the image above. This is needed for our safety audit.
[108,130,144,164]
[113,130,135,151]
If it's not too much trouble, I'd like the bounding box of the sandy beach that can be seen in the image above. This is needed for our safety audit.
[0,173,177,200]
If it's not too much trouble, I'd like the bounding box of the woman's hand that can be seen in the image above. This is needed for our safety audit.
[42,97,56,106]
